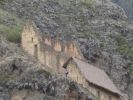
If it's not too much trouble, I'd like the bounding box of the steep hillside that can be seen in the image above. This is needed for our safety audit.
[0,35,98,100]
[112,0,133,21]
[0,7,24,42]
[0,0,133,100]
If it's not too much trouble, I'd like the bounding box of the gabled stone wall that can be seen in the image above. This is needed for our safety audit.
[88,83,120,100]
[66,60,120,100]
[21,21,45,64]
[21,21,120,100]
[21,21,83,72]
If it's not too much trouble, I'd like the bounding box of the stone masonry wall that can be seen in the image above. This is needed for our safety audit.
[21,21,83,73]
[21,21,45,65]
[88,83,119,100]
[21,21,120,100]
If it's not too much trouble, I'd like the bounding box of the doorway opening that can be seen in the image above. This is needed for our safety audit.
[34,44,38,59]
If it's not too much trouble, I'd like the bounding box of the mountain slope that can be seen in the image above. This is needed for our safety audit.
[0,36,98,100]
[112,0,133,21]
[0,7,24,42]
[0,0,133,100]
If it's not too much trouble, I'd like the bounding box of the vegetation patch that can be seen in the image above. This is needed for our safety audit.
[115,35,133,58]
[0,9,24,43]
[81,0,95,7]
[5,25,23,43]
[0,0,5,5]
[0,74,10,84]
[37,70,51,78]
[78,31,100,38]
[111,34,133,73]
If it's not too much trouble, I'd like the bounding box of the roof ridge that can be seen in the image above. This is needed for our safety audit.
[73,57,121,95]
[73,57,104,72]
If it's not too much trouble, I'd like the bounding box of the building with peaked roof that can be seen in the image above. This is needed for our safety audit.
[21,20,121,100]
[63,58,121,100]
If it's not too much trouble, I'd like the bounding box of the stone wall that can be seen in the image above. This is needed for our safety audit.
[43,36,83,59]
[21,21,120,100]
[21,21,45,65]
[22,21,86,77]
[67,61,88,87]
[88,84,119,100]
[66,60,120,100]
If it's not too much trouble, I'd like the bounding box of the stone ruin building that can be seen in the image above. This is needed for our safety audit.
[21,21,122,100]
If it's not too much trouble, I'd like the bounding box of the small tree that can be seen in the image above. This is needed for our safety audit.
[0,0,5,4]
[6,32,21,43]
[5,25,23,43]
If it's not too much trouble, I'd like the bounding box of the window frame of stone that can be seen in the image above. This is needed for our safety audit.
[34,44,38,59]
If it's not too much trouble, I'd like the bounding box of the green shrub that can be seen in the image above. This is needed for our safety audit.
[0,8,24,43]
[78,31,99,38]
[6,32,21,43]
[0,0,5,5]
[5,25,23,43]
[113,35,133,73]
[0,21,23,43]
[0,74,10,83]
[127,64,133,74]
[81,0,94,7]
[114,35,133,58]
[37,70,51,78]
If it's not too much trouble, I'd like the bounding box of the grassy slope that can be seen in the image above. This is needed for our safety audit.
[0,8,24,42]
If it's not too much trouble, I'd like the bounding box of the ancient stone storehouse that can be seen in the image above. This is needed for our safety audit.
[21,21,121,100]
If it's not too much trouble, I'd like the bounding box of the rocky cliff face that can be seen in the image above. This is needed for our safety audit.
[0,0,133,100]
